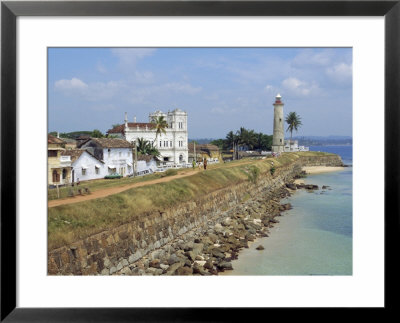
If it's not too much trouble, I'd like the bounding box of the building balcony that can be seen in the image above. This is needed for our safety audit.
[60,155,71,167]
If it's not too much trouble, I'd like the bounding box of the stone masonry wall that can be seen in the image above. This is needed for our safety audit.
[48,155,342,275]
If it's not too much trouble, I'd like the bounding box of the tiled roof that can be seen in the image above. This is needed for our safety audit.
[48,134,66,144]
[61,149,84,162]
[61,149,104,163]
[60,138,77,144]
[87,138,134,148]
[107,123,156,134]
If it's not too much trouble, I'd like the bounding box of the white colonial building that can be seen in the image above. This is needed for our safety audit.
[108,109,189,165]
[61,149,106,183]
[78,138,134,177]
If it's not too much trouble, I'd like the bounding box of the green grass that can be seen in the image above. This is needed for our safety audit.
[47,167,195,200]
[48,151,331,250]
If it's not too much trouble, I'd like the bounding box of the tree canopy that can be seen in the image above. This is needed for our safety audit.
[210,127,272,151]
[151,116,168,146]
[136,138,160,157]
[285,112,302,140]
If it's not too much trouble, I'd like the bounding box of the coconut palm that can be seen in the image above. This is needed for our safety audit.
[285,112,302,150]
[151,115,168,147]
[136,137,160,157]
[225,131,236,149]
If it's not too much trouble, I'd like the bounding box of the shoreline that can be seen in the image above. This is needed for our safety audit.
[220,163,352,276]
[302,166,346,174]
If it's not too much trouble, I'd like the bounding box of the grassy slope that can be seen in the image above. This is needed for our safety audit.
[48,152,331,250]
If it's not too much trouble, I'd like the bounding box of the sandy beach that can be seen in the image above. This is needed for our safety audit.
[302,166,346,174]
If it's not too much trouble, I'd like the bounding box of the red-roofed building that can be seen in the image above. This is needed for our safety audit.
[107,109,189,165]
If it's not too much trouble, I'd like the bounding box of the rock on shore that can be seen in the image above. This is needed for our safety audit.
[122,185,294,276]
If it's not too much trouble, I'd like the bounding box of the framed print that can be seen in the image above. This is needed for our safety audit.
[1,0,399,321]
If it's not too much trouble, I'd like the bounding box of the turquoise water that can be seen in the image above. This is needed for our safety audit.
[223,146,352,275]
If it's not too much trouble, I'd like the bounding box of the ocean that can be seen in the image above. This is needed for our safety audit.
[222,145,353,275]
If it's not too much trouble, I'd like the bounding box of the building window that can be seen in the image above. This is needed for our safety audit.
[160,141,162,147]
[280,139,282,143]
[170,141,172,147]
[95,167,99,174]
[62,168,67,180]
[108,149,111,158]
[82,168,86,175]
[119,152,121,157]
[52,170,59,183]
[48,150,57,157]
[178,122,183,129]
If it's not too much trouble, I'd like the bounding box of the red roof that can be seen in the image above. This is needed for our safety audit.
[48,134,66,144]
[107,123,157,134]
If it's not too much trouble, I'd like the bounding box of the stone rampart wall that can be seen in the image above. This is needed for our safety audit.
[48,155,341,275]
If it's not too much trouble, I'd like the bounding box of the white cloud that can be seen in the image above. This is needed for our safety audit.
[282,77,319,96]
[111,48,157,67]
[326,63,352,83]
[55,78,126,101]
[55,78,88,91]
[292,49,333,67]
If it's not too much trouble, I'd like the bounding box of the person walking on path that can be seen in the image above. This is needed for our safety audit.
[203,158,207,170]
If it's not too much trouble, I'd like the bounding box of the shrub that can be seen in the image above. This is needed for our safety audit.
[270,166,276,176]
[247,166,260,184]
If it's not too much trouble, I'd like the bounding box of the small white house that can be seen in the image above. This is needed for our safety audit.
[284,140,309,152]
[78,138,134,177]
[61,149,106,183]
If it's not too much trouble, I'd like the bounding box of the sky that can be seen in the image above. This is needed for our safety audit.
[48,47,352,139]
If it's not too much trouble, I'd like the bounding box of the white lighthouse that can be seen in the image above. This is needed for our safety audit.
[272,94,285,153]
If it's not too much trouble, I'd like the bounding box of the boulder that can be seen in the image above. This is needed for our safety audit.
[217,262,233,270]
[166,262,185,275]
[168,254,180,265]
[256,245,265,250]
[149,259,161,268]
[203,260,214,270]
[211,248,226,259]
[160,263,169,271]
[285,183,297,190]
[176,266,193,275]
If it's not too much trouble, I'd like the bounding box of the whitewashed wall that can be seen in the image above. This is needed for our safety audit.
[102,148,134,176]
[137,159,158,173]
[72,151,106,183]
[124,109,188,164]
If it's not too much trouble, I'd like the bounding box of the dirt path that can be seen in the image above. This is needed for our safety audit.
[48,161,257,208]
[48,170,199,208]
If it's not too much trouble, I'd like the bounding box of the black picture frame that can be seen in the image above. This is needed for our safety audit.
[1,1,399,321]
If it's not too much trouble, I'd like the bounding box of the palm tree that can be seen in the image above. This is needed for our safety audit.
[225,131,236,150]
[285,112,302,151]
[137,138,160,157]
[151,115,168,147]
